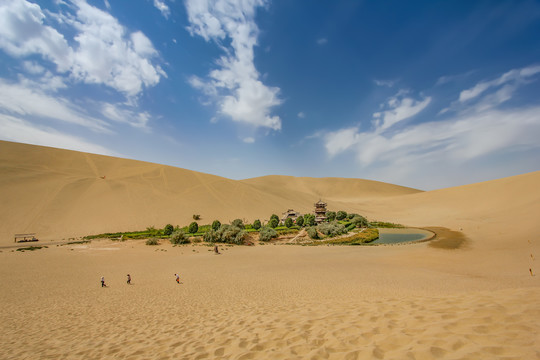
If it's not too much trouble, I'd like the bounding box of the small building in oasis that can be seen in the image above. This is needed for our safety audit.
[281,209,302,225]
[314,200,327,224]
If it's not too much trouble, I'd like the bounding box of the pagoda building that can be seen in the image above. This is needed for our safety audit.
[314,200,327,224]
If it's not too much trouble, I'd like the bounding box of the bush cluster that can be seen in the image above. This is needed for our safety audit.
[307,226,319,239]
[350,215,369,228]
[317,221,348,237]
[170,230,189,244]
[203,223,247,245]
[211,220,221,231]
[296,216,304,227]
[284,217,293,228]
[336,211,348,221]
[146,238,159,246]
[259,226,278,242]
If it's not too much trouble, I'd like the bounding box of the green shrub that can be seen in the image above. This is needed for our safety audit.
[259,227,278,242]
[203,229,219,243]
[307,226,319,239]
[211,220,221,231]
[252,219,262,230]
[347,213,359,220]
[346,223,357,231]
[215,224,247,245]
[326,211,336,222]
[270,214,279,223]
[296,216,304,227]
[304,213,316,226]
[163,224,174,236]
[351,215,369,228]
[231,219,245,229]
[188,222,199,234]
[317,221,348,237]
[284,217,293,228]
[269,218,279,228]
[146,238,159,246]
[336,211,347,221]
[193,214,201,220]
[170,230,189,244]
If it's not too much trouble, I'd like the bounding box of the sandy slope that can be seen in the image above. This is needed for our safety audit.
[0,141,420,244]
[0,140,539,359]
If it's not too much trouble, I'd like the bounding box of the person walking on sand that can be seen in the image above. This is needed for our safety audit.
[127,274,131,285]
[101,276,106,287]
[175,273,180,284]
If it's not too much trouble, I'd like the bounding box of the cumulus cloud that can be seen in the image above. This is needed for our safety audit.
[185,0,282,131]
[0,0,165,98]
[297,111,305,118]
[153,0,170,18]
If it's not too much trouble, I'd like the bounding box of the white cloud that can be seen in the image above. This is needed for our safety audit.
[372,91,431,131]
[0,0,165,98]
[459,64,540,102]
[101,103,151,129]
[374,79,395,87]
[243,137,255,143]
[185,0,282,131]
[0,113,117,156]
[0,78,110,132]
[325,106,540,168]
[317,37,328,45]
[323,66,540,189]
[297,112,305,118]
[0,0,72,71]
[153,0,170,18]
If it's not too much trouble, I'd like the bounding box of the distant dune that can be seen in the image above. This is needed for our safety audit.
[0,140,538,250]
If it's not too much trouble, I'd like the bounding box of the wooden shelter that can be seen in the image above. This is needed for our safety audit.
[14,233,38,243]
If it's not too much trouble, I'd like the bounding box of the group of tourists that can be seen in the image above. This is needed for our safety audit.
[100,273,181,287]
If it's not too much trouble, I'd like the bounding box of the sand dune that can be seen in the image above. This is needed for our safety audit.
[0,140,539,359]
[0,140,420,243]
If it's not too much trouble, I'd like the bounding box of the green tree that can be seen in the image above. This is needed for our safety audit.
[351,215,369,228]
[269,218,279,228]
[307,227,319,239]
[188,222,199,234]
[304,213,316,226]
[211,220,221,231]
[163,224,174,236]
[252,219,262,230]
[259,227,278,242]
[326,211,336,222]
[336,211,347,221]
[231,219,245,229]
[284,217,293,228]
[296,216,304,227]
[270,214,279,223]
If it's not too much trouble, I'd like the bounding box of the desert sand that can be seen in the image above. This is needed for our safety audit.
[0,140,539,359]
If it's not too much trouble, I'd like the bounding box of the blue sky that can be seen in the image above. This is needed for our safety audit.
[1,0,539,190]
